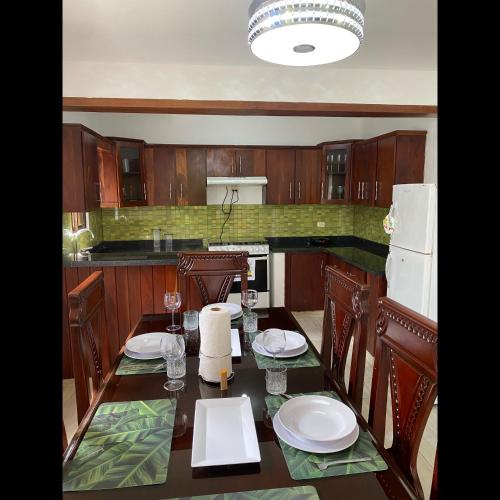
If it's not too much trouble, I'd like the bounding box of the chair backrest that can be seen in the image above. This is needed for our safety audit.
[320,265,370,411]
[68,271,110,423]
[430,450,438,500]
[177,251,249,311]
[368,297,437,499]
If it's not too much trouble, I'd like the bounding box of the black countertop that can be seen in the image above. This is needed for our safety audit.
[266,236,388,275]
[63,239,206,267]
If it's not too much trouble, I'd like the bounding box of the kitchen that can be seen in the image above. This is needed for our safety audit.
[62,2,437,499]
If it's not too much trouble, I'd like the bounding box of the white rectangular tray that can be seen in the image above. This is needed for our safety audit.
[191,397,261,467]
[231,329,241,357]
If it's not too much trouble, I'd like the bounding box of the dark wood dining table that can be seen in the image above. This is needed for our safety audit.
[63,307,415,499]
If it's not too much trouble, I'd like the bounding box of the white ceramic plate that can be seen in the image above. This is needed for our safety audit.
[252,340,308,359]
[125,332,169,355]
[210,302,243,320]
[277,395,357,442]
[231,329,241,357]
[191,397,261,467]
[273,412,359,454]
[124,347,163,360]
[254,330,306,352]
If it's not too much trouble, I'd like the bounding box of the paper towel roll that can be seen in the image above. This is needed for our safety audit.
[199,305,231,358]
[198,353,232,383]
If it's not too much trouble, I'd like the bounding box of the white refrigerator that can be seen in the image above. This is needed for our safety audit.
[386,183,437,322]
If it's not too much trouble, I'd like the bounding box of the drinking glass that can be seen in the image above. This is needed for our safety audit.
[243,311,258,333]
[164,291,181,332]
[183,310,199,331]
[160,334,186,391]
[262,328,286,365]
[265,366,287,395]
[242,289,258,313]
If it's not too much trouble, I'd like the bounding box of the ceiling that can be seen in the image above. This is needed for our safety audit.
[63,0,437,71]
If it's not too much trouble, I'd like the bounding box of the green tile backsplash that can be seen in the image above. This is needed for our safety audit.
[62,204,389,251]
[353,206,390,245]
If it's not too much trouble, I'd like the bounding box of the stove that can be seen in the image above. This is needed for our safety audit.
[207,240,270,308]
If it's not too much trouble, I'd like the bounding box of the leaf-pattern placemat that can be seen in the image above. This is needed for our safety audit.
[266,391,387,480]
[63,399,177,491]
[164,485,319,499]
[116,355,166,375]
[248,332,320,369]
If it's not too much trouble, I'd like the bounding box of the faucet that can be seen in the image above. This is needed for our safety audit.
[71,227,95,261]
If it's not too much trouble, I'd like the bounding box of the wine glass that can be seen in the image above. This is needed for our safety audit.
[160,334,185,391]
[242,289,258,313]
[262,328,286,365]
[164,291,181,332]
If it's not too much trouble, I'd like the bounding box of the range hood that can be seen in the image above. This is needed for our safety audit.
[207,176,268,186]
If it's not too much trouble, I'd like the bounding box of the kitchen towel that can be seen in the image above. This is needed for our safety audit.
[198,305,232,383]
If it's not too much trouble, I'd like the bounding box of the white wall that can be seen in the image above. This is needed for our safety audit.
[64,112,437,182]
[63,61,437,105]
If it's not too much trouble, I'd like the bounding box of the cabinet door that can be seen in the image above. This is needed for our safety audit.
[82,131,100,211]
[116,140,147,206]
[145,146,176,206]
[266,149,295,205]
[321,144,352,204]
[176,148,207,206]
[286,253,326,310]
[63,126,86,212]
[351,141,376,206]
[207,148,235,177]
[295,149,321,204]
[375,136,397,208]
[235,149,266,176]
[97,139,120,208]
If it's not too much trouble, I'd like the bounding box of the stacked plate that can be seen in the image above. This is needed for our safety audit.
[273,395,359,453]
[208,302,243,320]
[124,332,169,360]
[252,329,308,358]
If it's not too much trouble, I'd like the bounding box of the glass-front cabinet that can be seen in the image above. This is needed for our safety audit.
[114,139,148,206]
[320,142,355,204]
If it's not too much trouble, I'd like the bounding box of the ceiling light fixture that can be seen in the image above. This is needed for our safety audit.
[248,0,366,66]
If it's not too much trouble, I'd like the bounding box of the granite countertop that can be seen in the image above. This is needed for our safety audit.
[267,236,388,275]
[63,239,206,267]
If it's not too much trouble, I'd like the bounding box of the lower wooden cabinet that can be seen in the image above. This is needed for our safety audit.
[285,253,327,311]
[62,265,177,379]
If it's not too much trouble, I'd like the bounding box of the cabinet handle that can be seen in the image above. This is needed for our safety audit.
[180,183,183,199]
[239,157,242,174]
[169,183,172,200]
[231,157,234,175]
[375,181,378,201]
[321,181,324,199]
[143,183,147,201]
[298,181,301,199]
[289,182,292,200]
[321,260,324,276]
[357,182,361,200]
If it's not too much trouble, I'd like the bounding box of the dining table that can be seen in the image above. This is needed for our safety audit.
[63,307,416,499]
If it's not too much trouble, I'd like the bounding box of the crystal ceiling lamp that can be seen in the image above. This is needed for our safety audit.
[248,0,366,66]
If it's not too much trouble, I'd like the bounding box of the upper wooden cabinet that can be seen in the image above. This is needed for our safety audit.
[320,142,355,204]
[97,138,119,208]
[206,148,266,177]
[63,124,101,212]
[295,149,322,204]
[351,140,377,206]
[144,146,176,206]
[175,148,207,206]
[374,131,426,208]
[266,149,296,205]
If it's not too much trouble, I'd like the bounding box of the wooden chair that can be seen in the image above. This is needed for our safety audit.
[320,265,370,412]
[430,450,438,500]
[368,297,438,499]
[177,251,249,311]
[62,420,68,455]
[68,271,111,423]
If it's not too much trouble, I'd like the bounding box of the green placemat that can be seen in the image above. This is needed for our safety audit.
[248,332,320,369]
[266,391,387,480]
[63,398,177,491]
[165,485,319,499]
[116,355,166,375]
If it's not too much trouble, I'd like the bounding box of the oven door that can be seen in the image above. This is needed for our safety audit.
[231,255,268,293]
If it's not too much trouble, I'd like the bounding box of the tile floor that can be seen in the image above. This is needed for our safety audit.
[63,310,436,499]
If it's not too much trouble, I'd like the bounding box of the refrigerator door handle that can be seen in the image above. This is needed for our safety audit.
[385,253,393,288]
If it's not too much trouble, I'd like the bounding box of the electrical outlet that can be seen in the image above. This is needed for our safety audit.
[317,221,325,228]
